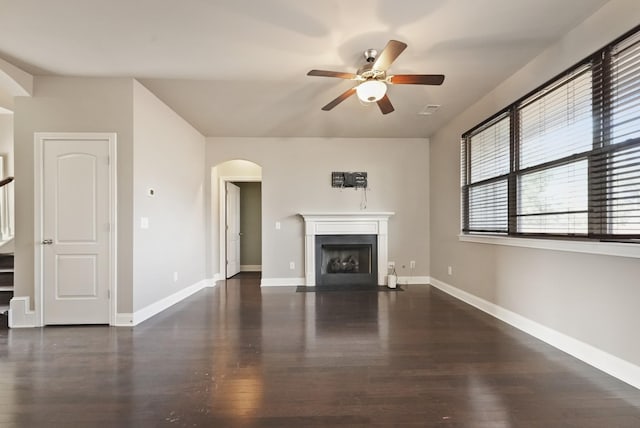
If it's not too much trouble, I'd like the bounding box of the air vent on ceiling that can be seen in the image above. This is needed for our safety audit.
[418,104,440,115]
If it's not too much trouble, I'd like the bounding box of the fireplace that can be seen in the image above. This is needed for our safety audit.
[315,234,377,286]
[300,212,394,287]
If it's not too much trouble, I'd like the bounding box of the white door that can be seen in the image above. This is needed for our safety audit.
[42,138,111,324]
[226,182,241,278]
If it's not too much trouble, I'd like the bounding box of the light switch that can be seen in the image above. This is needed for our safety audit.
[275,221,281,230]
[140,217,149,229]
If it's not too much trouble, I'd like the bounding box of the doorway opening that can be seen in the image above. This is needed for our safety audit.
[212,160,262,281]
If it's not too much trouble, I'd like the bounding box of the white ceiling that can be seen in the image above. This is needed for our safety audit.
[0,0,610,138]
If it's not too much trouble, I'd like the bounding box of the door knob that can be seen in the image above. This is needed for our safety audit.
[42,239,53,245]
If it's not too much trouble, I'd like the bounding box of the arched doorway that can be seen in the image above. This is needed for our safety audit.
[211,160,262,280]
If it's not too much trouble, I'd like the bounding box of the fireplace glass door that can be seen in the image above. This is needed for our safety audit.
[315,234,378,286]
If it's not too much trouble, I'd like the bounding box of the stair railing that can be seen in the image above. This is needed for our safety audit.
[0,177,14,242]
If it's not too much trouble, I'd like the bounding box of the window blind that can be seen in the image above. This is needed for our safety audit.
[463,115,510,234]
[517,66,592,235]
[469,116,510,182]
[518,66,593,169]
[605,30,640,235]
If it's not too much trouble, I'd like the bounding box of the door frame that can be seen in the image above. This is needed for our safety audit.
[34,132,117,326]
[218,176,260,280]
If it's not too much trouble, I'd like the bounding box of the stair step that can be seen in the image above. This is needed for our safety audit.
[0,253,13,270]
[0,270,12,288]
[0,285,13,292]
[0,306,8,329]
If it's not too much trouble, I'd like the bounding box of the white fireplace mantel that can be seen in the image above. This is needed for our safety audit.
[299,212,394,286]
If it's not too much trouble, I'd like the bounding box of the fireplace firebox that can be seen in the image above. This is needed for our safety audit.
[315,234,378,286]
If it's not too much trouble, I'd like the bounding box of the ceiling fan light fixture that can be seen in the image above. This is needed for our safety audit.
[356,80,387,103]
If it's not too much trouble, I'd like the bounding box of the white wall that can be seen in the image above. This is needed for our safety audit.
[429,0,640,372]
[132,81,206,311]
[206,137,430,282]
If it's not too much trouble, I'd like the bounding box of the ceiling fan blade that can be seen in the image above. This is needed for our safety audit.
[377,95,394,115]
[308,70,358,80]
[372,40,408,71]
[321,87,357,111]
[389,74,445,85]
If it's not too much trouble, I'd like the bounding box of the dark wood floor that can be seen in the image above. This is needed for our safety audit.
[1,273,640,427]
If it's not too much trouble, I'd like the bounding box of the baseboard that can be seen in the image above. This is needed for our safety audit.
[429,276,640,390]
[129,279,212,326]
[8,297,37,328]
[260,277,305,287]
[114,313,134,326]
[397,276,430,285]
[258,276,426,287]
[241,265,261,272]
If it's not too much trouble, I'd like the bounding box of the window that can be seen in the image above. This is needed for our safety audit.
[461,25,640,242]
[517,66,592,235]
[463,115,510,233]
[607,30,640,235]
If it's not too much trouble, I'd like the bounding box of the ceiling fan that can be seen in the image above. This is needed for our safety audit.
[307,40,445,115]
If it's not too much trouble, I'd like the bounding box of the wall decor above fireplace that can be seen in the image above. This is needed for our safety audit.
[331,172,367,188]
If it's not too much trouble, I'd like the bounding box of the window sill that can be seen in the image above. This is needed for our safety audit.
[458,234,640,259]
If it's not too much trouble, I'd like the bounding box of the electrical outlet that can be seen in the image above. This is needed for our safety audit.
[410,260,416,269]
[289,261,295,270]
[173,271,178,282]
[388,261,395,269]
[448,266,453,275]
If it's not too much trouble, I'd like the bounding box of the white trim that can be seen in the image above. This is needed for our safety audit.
[300,212,394,286]
[211,273,223,284]
[429,276,640,390]
[8,297,37,328]
[459,234,640,259]
[202,278,217,288]
[241,264,261,272]
[114,277,218,327]
[396,276,430,285]
[114,312,134,327]
[34,133,118,327]
[260,277,305,287]
[131,279,211,326]
[0,236,14,251]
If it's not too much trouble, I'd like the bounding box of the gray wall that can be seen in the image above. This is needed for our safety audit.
[12,77,207,316]
[429,0,640,367]
[14,77,135,313]
[235,182,261,267]
[206,137,430,281]
[132,81,206,311]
